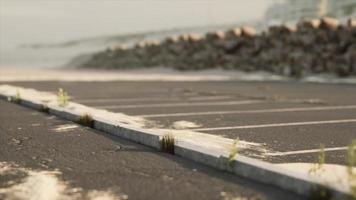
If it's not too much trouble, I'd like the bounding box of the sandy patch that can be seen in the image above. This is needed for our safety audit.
[0,162,127,200]
[172,120,202,129]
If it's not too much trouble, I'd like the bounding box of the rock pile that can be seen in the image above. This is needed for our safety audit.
[80,17,356,78]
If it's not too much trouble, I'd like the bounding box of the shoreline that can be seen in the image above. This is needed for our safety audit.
[1,67,356,84]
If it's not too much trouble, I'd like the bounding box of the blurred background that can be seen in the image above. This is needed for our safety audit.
[0,0,355,69]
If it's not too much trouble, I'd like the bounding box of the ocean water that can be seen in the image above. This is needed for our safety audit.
[0,0,271,69]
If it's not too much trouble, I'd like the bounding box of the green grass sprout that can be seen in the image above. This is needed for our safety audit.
[228,137,239,167]
[347,139,356,177]
[13,88,22,104]
[309,144,325,175]
[57,88,69,107]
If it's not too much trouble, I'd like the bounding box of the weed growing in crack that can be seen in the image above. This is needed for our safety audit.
[351,177,356,199]
[347,139,356,177]
[227,137,239,168]
[307,141,356,199]
[161,134,175,154]
[350,185,356,200]
[12,88,22,104]
[77,114,94,128]
[40,104,49,113]
[309,144,325,175]
[57,88,69,107]
[347,139,356,199]
[308,185,332,200]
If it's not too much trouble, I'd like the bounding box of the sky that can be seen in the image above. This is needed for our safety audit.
[0,0,274,45]
[0,0,274,68]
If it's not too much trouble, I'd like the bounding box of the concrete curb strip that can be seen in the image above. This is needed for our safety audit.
[0,84,351,199]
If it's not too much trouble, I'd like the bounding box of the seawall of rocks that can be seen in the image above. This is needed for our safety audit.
[80,17,356,78]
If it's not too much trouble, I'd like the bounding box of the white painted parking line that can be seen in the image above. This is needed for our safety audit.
[266,146,348,156]
[75,95,232,103]
[187,96,233,101]
[190,119,356,131]
[96,100,263,109]
[75,96,185,103]
[138,105,356,118]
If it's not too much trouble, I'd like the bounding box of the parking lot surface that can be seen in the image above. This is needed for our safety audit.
[1,100,302,200]
[5,80,356,165]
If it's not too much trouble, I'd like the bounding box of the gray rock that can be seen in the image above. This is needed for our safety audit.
[78,18,355,78]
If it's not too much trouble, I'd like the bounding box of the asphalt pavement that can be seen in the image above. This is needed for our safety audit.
[0,100,302,200]
[4,80,356,166]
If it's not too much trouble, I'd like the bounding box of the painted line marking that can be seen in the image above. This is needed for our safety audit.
[190,119,356,131]
[187,96,233,101]
[96,100,263,109]
[267,146,349,156]
[53,124,79,132]
[75,95,233,103]
[137,105,356,118]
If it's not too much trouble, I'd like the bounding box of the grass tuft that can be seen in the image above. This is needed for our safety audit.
[347,139,356,177]
[309,144,325,175]
[12,88,22,104]
[308,185,332,200]
[347,139,356,200]
[57,88,69,107]
[161,134,175,154]
[40,104,49,113]
[77,114,94,128]
[227,137,239,167]
[351,185,356,200]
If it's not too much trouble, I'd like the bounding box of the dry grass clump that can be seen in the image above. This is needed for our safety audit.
[308,185,332,200]
[77,114,94,128]
[40,104,49,113]
[161,134,175,154]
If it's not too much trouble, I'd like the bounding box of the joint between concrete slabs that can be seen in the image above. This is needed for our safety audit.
[94,120,161,149]
[0,87,351,199]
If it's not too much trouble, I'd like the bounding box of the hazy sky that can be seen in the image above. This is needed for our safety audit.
[0,0,274,45]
